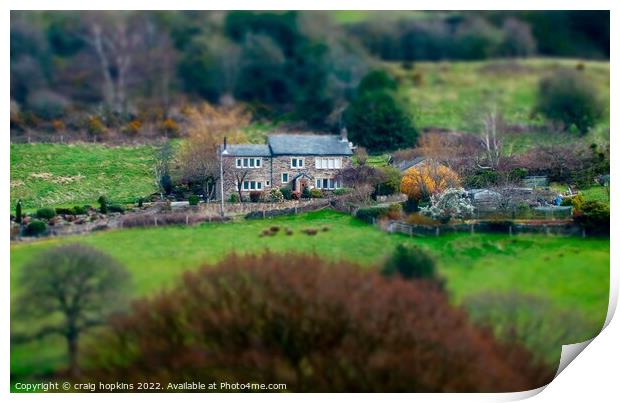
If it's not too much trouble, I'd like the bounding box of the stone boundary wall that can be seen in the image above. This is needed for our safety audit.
[244,199,332,219]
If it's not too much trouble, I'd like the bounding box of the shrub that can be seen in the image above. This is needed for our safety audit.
[386,203,403,220]
[463,170,500,188]
[280,188,293,200]
[36,207,56,220]
[573,200,609,235]
[561,194,584,212]
[420,188,475,223]
[535,69,603,134]
[72,205,87,215]
[229,193,239,203]
[108,205,125,214]
[333,188,351,196]
[97,196,108,214]
[375,166,402,196]
[86,116,106,136]
[161,118,180,137]
[55,207,75,216]
[355,206,390,223]
[188,195,200,206]
[301,187,311,199]
[84,252,552,392]
[401,162,460,202]
[15,200,23,224]
[269,188,284,203]
[137,198,144,208]
[382,244,438,282]
[310,188,323,198]
[24,220,47,236]
[249,191,262,203]
[125,120,143,135]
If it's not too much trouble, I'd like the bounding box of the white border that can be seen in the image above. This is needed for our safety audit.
[3,2,617,402]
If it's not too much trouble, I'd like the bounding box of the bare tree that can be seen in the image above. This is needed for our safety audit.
[177,103,251,200]
[475,105,505,170]
[83,12,144,116]
[12,244,130,377]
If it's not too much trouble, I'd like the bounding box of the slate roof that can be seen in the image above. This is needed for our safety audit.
[395,157,427,172]
[224,144,271,157]
[268,134,353,156]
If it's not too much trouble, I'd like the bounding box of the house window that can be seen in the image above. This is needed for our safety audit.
[242,180,263,191]
[291,158,304,169]
[316,178,340,190]
[236,158,262,169]
[315,157,342,169]
[281,173,289,183]
[266,180,270,187]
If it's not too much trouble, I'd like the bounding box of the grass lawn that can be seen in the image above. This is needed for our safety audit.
[388,58,610,148]
[10,143,157,210]
[10,210,609,379]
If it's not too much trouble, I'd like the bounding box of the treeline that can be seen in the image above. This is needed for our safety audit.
[11,11,370,134]
[10,11,609,137]
[347,11,610,62]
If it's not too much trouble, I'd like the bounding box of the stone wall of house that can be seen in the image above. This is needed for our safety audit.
[271,155,353,192]
[222,154,353,198]
[222,155,272,198]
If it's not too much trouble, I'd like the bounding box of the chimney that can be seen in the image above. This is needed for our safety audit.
[340,127,348,142]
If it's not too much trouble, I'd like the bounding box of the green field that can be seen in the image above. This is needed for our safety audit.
[10,210,609,379]
[10,143,157,210]
[389,58,610,147]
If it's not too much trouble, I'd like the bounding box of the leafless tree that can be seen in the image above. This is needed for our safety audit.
[82,12,144,116]
[476,105,505,170]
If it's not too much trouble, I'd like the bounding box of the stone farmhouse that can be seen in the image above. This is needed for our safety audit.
[220,129,354,200]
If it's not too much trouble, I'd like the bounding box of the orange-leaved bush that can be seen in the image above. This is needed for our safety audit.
[400,161,460,201]
[82,252,552,392]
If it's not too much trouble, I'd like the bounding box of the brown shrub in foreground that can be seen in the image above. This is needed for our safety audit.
[82,253,552,392]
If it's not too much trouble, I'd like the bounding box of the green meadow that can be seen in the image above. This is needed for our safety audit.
[10,143,157,210]
[10,210,609,379]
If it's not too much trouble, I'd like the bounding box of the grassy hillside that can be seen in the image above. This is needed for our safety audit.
[10,210,609,378]
[388,58,610,148]
[10,143,157,210]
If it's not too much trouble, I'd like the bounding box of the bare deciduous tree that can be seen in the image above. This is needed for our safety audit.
[177,103,250,200]
[475,105,505,171]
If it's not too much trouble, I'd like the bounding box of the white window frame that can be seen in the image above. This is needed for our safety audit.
[290,157,304,169]
[236,158,262,169]
[242,180,263,191]
[316,177,340,190]
[281,172,289,183]
[315,157,342,170]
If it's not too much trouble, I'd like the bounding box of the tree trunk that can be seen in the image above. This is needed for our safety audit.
[67,330,80,378]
